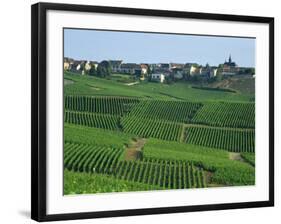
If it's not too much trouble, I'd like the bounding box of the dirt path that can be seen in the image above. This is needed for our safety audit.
[229,152,245,162]
[180,124,188,142]
[124,138,146,161]
[203,171,227,188]
[124,81,139,86]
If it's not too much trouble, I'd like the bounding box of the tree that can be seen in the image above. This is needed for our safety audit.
[96,60,112,77]
[89,66,97,76]
[165,75,174,84]
[190,75,203,83]
[96,66,104,77]
[182,71,189,81]
[245,68,255,75]
[79,63,85,73]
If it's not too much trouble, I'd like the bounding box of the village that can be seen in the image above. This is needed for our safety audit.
[63,55,255,83]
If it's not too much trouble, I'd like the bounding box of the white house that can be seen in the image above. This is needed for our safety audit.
[151,73,165,83]
[84,61,92,71]
[189,65,198,76]
[140,64,149,75]
[210,68,218,77]
[64,61,70,70]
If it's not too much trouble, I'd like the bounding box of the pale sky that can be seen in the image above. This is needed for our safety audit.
[64,28,255,67]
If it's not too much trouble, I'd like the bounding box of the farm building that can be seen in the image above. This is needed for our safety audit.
[84,61,92,72]
[140,64,149,75]
[153,67,172,77]
[64,61,70,70]
[109,60,122,73]
[210,68,218,77]
[69,60,85,74]
[200,64,218,78]
[171,67,184,79]
[151,73,165,83]
[170,63,184,69]
[89,61,99,70]
[120,63,142,75]
[157,63,170,70]
[184,63,200,76]
[64,57,74,70]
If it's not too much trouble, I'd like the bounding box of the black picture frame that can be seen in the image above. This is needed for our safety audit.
[31,2,274,222]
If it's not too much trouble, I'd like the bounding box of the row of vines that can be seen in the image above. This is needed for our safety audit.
[185,126,255,152]
[64,142,206,189]
[64,96,255,153]
[64,95,140,115]
[65,110,120,130]
[127,100,202,123]
[113,160,206,189]
[64,142,123,173]
[121,116,182,141]
[191,102,255,128]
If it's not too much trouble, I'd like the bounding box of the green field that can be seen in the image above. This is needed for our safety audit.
[64,71,254,102]
[64,72,255,194]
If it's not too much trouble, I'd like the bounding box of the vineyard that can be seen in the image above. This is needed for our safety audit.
[191,102,255,128]
[65,110,120,130]
[142,139,255,186]
[184,126,255,152]
[64,142,123,173]
[126,100,203,122]
[64,124,134,148]
[65,95,140,115]
[121,116,183,141]
[63,73,256,194]
[64,142,206,190]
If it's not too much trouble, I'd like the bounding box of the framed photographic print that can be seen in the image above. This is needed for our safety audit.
[31,2,274,222]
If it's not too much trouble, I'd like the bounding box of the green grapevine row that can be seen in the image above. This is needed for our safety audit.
[192,102,255,128]
[128,100,202,123]
[64,142,123,173]
[64,110,120,130]
[121,116,182,141]
[112,159,206,189]
[185,126,255,152]
[64,142,206,189]
[64,95,140,115]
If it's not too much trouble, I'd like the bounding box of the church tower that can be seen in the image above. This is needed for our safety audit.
[229,54,232,63]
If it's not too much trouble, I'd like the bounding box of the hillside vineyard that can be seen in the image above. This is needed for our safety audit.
[63,94,255,192]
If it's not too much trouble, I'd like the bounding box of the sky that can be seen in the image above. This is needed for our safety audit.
[64,28,255,67]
